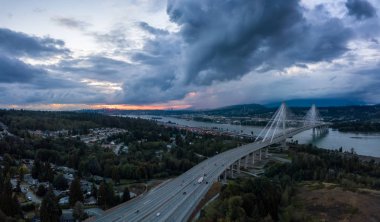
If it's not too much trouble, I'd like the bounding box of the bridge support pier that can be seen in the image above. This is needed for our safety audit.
[314,126,328,136]
[230,164,234,178]
[281,139,287,150]
[223,170,227,183]
[237,160,241,174]
[244,155,248,169]
[259,149,262,161]
[265,148,268,158]
[252,152,255,165]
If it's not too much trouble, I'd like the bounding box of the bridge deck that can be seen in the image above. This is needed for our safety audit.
[87,124,325,222]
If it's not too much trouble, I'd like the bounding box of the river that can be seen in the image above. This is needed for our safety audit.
[127,115,380,158]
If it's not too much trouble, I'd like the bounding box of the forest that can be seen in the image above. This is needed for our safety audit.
[0,110,245,180]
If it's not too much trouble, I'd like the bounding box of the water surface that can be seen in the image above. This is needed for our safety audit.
[127,115,380,157]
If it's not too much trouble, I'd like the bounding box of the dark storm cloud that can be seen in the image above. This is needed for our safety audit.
[122,73,186,104]
[0,55,44,83]
[52,17,91,30]
[55,56,133,81]
[0,27,79,98]
[346,0,377,20]
[0,28,69,58]
[166,0,354,85]
[120,26,184,104]
[0,55,82,90]
[0,55,81,93]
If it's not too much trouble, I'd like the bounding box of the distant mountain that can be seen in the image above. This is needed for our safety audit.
[79,99,376,118]
[201,103,270,116]
[78,109,196,116]
[79,103,269,117]
[266,98,367,108]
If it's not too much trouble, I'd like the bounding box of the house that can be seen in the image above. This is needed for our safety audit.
[80,180,92,193]
[84,196,97,205]
[59,196,69,205]
[24,174,38,186]
[92,175,103,184]
[63,173,74,183]
[53,190,64,197]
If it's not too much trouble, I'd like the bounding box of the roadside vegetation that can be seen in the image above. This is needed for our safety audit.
[198,144,380,221]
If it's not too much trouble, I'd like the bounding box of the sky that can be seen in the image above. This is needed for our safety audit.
[0,0,379,110]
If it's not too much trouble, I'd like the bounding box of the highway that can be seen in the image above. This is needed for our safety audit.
[87,124,324,222]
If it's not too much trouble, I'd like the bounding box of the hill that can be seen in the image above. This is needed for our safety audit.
[266,98,366,107]
[201,103,269,116]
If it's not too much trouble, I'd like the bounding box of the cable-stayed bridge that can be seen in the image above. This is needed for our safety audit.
[87,103,328,222]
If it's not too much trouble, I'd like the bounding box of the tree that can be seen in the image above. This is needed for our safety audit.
[36,185,47,197]
[69,178,83,206]
[97,182,116,209]
[97,182,106,208]
[0,209,7,221]
[11,195,21,217]
[0,178,18,217]
[87,156,101,175]
[53,174,68,191]
[73,201,87,221]
[111,167,120,184]
[43,163,55,183]
[40,189,62,222]
[122,187,131,202]
[15,180,21,193]
[104,182,117,208]
[18,165,28,181]
[227,196,246,221]
[91,183,97,198]
[31,160,41,179]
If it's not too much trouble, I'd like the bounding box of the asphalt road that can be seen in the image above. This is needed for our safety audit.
[88,125,322,222]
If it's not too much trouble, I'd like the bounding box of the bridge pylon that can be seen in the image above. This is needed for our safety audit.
[255,102,296,143]
[303,104,328,136]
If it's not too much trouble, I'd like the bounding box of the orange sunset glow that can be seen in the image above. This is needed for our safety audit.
[3,103,192,111]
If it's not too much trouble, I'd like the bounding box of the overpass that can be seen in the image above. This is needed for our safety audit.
[87,103,328,222]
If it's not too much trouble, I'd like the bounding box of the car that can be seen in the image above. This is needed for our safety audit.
[205,181,208,184]
[27,196,32,201]
[183,191,186,195]
[156,212,161,217]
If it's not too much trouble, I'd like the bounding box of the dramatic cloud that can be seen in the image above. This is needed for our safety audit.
[0,28,69,58]
[166,0,353,85]
[346,0,377,20]
[0,55,45,83]
[0,55,83,90]
[1,0,380,108]
[56,56,132,80]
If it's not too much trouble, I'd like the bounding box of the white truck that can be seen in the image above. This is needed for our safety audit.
[197,176,204,184]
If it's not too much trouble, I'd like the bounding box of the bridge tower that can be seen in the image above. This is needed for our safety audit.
[255,102,294,144]
[303,104,327,136]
